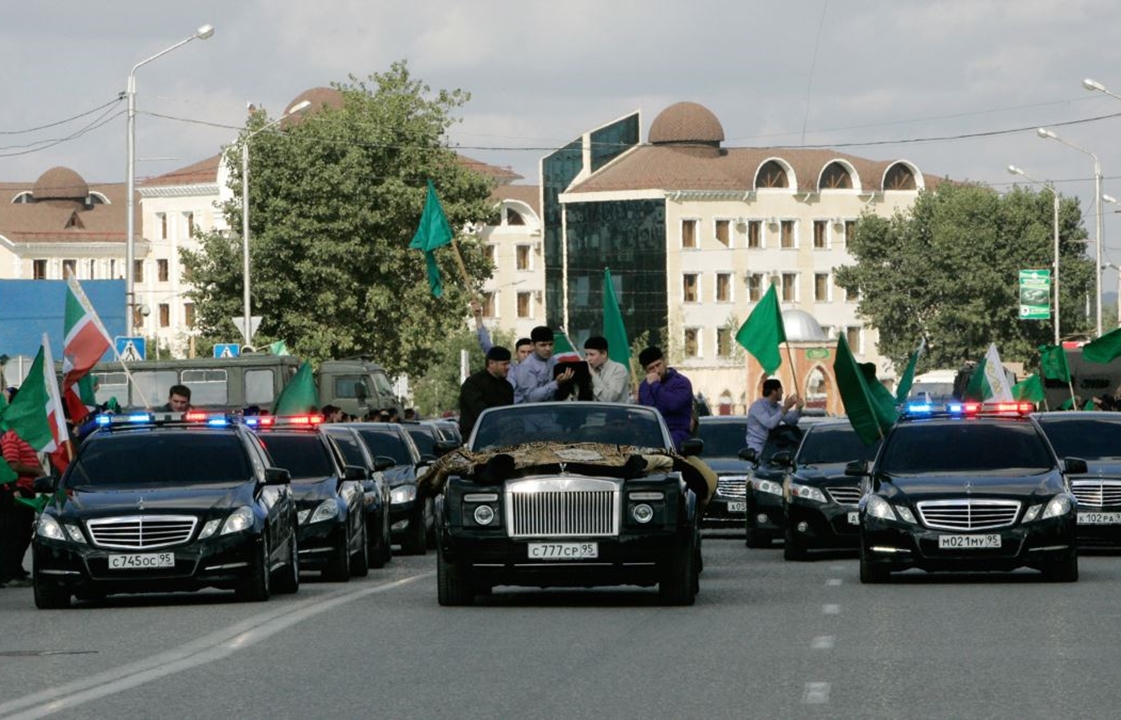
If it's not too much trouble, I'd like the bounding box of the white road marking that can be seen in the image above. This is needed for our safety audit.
[810,635,835,650]
[803,682,831,704]
[822,603,840,615]
[0,574,430,720]
[825,578,842,586]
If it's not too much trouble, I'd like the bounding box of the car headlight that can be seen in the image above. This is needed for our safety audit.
[895,506,917,524]
[865,495,897,521]
[198,519,222,539]
[391,485,417,504]
[789,483,827,503]
[753,479,783,496]
[1041,494,1074,520]
[65,524,87,544]
[632,503,655,523]
[36,515,65,541]
[473,505,496,525]
[309,499,340,524]
[221,506,254,535]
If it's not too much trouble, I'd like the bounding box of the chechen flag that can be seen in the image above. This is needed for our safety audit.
[0,335,72,473]
[62,274,112,420]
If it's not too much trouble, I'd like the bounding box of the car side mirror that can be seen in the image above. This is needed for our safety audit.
[343,464,368,481]
[373,456,395,472]
[738,447,757,463]
[1064,457,1089,475]
[434,440,459,457]
[33,475,58,494]
[419,453,439,464]
[771,450,793,468]
[263,467,291,485]
[845,459,869,477]
[679,438,704,456]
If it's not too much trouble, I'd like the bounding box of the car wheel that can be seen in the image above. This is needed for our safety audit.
[369,513,392,569]
[425,497,437,550]
[236,536,272,602]
[437,543,475,606]
[324,528,352,582]
[745,522,772,549]
[273,533,300,594]
[659,528,698,606]
[33,576,71,610]
[859,547,889,584]
[351,522,370,578]
[783,524,807,561]
[399,509,428,556]
[1042,553,1078,582]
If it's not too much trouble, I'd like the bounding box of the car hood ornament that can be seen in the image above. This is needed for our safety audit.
[137,496,145,510]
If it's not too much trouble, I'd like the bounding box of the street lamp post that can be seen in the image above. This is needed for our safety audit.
[1037,127,1104,337]
[1008,165,1062,345]
[125,24,215,334]
[239,100,311,349]
[1103,194,1121,328]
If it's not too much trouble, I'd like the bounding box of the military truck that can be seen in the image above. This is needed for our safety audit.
[90,355,397,416]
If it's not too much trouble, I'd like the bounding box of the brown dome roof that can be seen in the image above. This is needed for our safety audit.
[649,102,724,146]
[33,166,88,200]
[285,87,344,116]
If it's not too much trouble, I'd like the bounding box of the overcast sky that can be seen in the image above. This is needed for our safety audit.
[7,0,1121,287]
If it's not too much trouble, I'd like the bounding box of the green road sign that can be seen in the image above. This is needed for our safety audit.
[1019,269,1051,320]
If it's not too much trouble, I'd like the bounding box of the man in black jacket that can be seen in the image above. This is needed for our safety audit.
[459,346,515,439]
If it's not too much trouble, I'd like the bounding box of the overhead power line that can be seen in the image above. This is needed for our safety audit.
[0,98,122,135]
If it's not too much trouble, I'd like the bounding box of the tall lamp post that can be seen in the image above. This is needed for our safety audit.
[239,100,311,349]
[1008,165,1061,345]
[125,24,215,334]
[1037,127,1104,337]
[1103,194,1121,328]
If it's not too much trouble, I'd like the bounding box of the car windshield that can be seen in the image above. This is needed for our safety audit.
[472,405,665,452]
[404,426,437,456]
[879,422,1053,475]
[258,433,335,479]
[67,431,252,488]
[353,428,414,466]
[797,426,880,465]
[697,422,745,457]
[1038,418,1121,460]
[325,430,367,467]
[762,424,805,463]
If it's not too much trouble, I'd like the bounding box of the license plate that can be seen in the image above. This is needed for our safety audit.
[108,552,175,569]
[527,542,598,560]
[727,501,746,512]
[1078,512,1121,525]
[848,511,859,525]
[937,534,1001,549]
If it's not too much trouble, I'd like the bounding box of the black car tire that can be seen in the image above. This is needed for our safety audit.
[437,543,475,606]
[273,534,300,594]
[351,522,370,578]
[399,509,428,556]
[1042,553,1079,582]
[34,578,70,610]
[783,524,807,561]
[369,514,392,568]
[659,530,698,606]
[324,529,352,582]
[745,523,773,549]
[425,497,437,550]
[859,547,889,584]
[236,536,272,602]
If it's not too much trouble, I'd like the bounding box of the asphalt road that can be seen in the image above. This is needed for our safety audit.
[1,534,1119,719]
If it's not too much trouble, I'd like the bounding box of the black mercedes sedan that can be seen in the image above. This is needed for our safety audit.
[696,416,751,529]
[32,412,299,608]
[1035,411,1121,548]
[781,421,880,561]
[855,402,1079,583]
[321,424,394,568]
[744,419,829,548]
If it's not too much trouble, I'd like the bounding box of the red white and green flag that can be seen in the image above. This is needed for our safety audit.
[1,335,71,473]
[62,274,112,390]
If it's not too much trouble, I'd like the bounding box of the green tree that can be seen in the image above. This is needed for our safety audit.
[835,182,1093,372]
[182,62,497,377]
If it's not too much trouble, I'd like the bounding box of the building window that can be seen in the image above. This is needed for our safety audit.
[109,259,117,278]
[814,273,830,302]
[484,244,495,265]
[682,219,697,249]
[747,273,764,302]
[516,245,530,271]
[846,326,862,354]
[61,259,76,279]
[845,220,856,245]
[133,260,144,284]
[717,327,732,357]
[683,274,699,303]
[158,259,169,283]
[517,292,531,318]
[780,220,796,249]
[715,273,731,302]
[813,220,828,249]
[159,303,170,328]
[747,221,762,249]
[184,303,195,328]
[87,259,96,278]
[715,219,730,247]
[184,212,195,237]
[684,328,699,357]
[506,208,525,225]
[33,259,47,280]
[159,213,168,240]
[132,306,145,329]
[845,284,860,302]
[781,272,798,302]
[482,292,496,317]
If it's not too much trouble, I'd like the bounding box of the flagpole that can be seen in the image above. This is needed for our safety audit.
[783,341,802,397]
[450,238,475,297]
[112,347,151,409]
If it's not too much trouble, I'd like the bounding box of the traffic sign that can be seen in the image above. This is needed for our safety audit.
[214,343,240,358]
[115,336,146,362]
[231,316,262,345]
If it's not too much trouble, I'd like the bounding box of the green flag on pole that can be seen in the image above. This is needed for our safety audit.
[602,268,630,367]
[1038,344,1071,382]
[1082,326,1121,364]
[894,338,925,403]
[833,334,897,445]
[273,361,320,416]
[962,359,988,401]
[1012,374,1046,402]
[735,284,786,374]
[409,180,455,298]
[0,345,55,450]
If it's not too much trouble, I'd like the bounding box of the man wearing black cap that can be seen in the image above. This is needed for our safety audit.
[459,345,515,438]
[584,336,630,403]
[637,346,694,451]
[510,325,574,403]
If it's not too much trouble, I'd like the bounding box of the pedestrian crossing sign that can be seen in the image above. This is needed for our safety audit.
[115,336,146,362]
[213,343,240,358]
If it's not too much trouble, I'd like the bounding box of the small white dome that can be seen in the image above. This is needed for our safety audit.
[782,309,827,342]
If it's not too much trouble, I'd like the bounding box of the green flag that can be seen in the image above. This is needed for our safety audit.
[15,494,50,512]
[409,180,455,298]
[0,346,54,450]
[273,361,320,416]
[962,359,988,402]
[1082,327,1121,364]
[269,340,290,356]
[77,373,97,407]
[833,334,897,445]
[894,338,925,403]
[735,284,786,374]
[1012,374,1045,403]
[1038,344,1071,382]
[602,268,630,367]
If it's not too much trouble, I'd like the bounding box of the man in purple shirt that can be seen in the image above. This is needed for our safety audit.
[637,346,694,451]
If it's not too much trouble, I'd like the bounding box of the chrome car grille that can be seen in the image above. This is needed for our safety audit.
[86,515,198,549]
[916,500,1021,531]
[1071,480,1121,508]
[717,476,747,499]
[506,478,619,538]
[826,485,863,506]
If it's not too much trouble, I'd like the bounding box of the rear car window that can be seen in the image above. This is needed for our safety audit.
[404,427,437,457]
[355,429,414,466]
[258,434,336,479]
[69,431,252,488]
[880,422,1053,475]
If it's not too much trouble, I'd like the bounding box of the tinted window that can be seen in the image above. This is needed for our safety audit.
[404,426,437,456]
[797,426,879,465]
[68,431,252,488]
[354,428,414,466]
[245,369,276,405]
[472,406,664,451]
[326,431,368,467]
[1038,418,1121,460]
[697,421,745,457]
[258,434,336,479]
[762,425,805,462]
[880,422,1052,475]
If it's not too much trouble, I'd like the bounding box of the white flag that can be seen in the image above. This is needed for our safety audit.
[983,343,1014,402]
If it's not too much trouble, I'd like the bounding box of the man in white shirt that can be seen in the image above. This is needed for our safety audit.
[745,378,803,455]
[584,336,630,403]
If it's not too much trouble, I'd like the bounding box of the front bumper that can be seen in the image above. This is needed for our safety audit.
[787,501,861,549]
[703,494,747,526]
[296,521,346,569]
[747,489,784,533]
[1073,508,1121,547]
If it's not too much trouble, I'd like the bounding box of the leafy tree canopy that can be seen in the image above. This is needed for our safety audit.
[835,181,1093,372]
[182,61,497,377]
